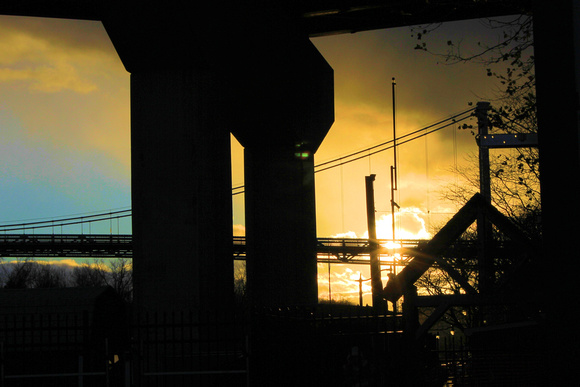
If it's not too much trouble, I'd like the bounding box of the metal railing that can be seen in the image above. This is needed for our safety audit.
[0,234,132,258]
[1,235,496,267]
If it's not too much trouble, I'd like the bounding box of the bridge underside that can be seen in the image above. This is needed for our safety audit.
[0,1,531,36]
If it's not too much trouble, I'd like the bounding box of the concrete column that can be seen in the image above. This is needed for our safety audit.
[102,6,243,312]
[244,146,319,307]
[231,39,334,308]
[533,1,580,383]
[130,68,234,312]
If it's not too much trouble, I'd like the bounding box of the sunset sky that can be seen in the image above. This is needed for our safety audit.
[0,14,512,303]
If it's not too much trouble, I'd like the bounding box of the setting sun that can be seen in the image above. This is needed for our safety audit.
[318,205,432,305]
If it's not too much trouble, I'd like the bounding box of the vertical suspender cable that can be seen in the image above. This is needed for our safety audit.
[453,119,459,209]
[392,77,398,189]
[425,135,431,231]
[340,159,345,233]
[390,77,399,242]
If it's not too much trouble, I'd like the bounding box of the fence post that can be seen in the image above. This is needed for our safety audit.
[78,355,84,387]
[245,335,250,387]
[1,341,4,387]
[105,338,110,387]
[124,351,131,387]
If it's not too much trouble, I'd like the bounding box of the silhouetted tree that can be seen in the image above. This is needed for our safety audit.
[30,263,68,288]
[71,262,108,287]
[2,259,36,289]
[413,14,539,234]
[412,14,534,97]
[412,14,539,330]
[1,259,68,288]
[442,149,540,238]
[1,257,134,302]
[71,258,133,303]
[411,14,540,237]
[108,257,133,303]
[233,261,247,309]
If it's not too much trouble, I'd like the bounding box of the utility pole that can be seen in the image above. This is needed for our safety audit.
[390,78,399,243]
[476,101,493,295]
[475,101,538,295]
[365,174,384,309]
[388,78,400,315]
[356,273,371,307]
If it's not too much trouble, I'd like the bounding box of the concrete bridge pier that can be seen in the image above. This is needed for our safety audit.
[105,12,334,384]
[103,14,236,312]
[229,38,334,387]
[103,4,334,313]
[243,146,320,307]
[129,69,235,312]
[231,38,334,308]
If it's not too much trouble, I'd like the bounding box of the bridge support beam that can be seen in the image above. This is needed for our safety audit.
[231,38,334,308]
[129,69,234,312]
[533,0,580,383]
[103,9,238,312]
[244,146,319,307]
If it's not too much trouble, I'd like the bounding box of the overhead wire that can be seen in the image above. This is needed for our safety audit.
[0,210,131,232]
[314,109,474,173]
[4,108,474,229]
[230,107,474,194]
[314,107,474,170]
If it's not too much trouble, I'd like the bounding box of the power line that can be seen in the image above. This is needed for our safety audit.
[4,109,474,226]
[314,107,474,169]
[0,210,131,232]
[0,207,131,225]
[314,110,473,173]
[229,108,474,195]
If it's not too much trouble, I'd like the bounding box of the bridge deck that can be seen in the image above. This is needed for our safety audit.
[0,234,133,259]
[0,234,495,267]
[0,234,433,263]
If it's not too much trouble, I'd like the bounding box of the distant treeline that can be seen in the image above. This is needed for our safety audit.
[0,258,133,303]
[2,259,250,306]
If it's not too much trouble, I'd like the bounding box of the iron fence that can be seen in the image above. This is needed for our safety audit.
[0,311,111,387]
[0,309,248,387]
[433,332,546,386]
[131,309,248,387]
[0,306,546,386]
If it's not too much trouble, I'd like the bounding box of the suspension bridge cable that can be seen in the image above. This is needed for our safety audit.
[314,113,472,173]
[0,211,131,232]
[5,109,475,225]
[314,107,474,169]
[230,108,474,194]
[0,207,131,226]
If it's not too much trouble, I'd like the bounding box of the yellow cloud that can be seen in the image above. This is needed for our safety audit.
[0,16,131,179]
[318,264,373,305]
[233,224,246,236]
[0,16,130,96]
[0,64,97,93]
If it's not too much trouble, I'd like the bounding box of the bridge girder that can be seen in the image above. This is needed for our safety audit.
[0,1,531,37]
